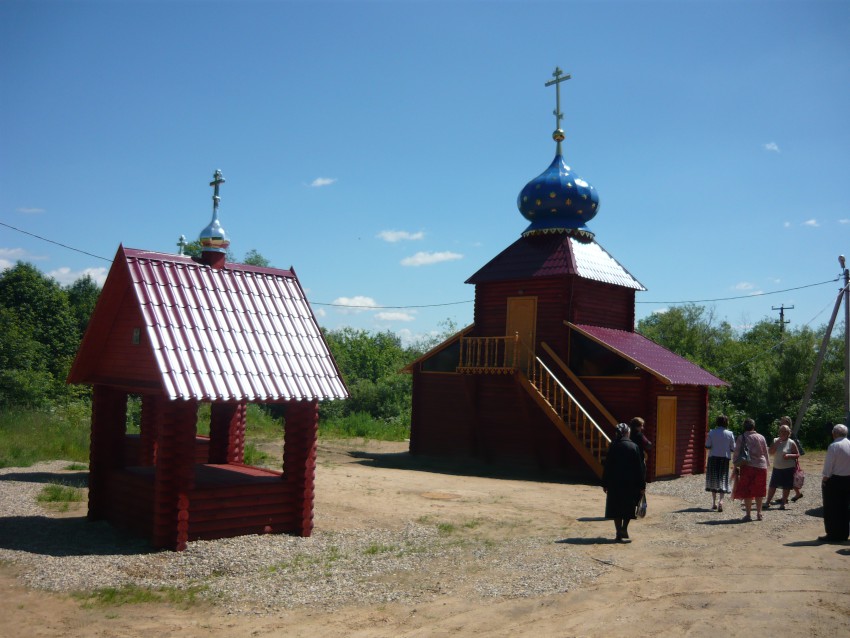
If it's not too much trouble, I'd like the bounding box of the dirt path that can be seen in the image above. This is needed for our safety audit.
[1,440,848,637]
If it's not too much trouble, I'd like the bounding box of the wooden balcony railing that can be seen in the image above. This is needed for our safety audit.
[457,334,532,374]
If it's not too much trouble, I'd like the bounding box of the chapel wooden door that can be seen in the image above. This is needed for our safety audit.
[655,396,677,476]
[505,297,537,372]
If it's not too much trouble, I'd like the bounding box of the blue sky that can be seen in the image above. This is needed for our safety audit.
[2,0,848,345]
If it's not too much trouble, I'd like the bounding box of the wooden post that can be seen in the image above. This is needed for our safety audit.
[282,399,318,537]
[139,394,159,466]
[88,385,127,521]
[152,398,198,550]
[209,402,247,464]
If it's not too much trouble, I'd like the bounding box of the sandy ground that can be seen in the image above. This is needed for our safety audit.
[1,440,848,638]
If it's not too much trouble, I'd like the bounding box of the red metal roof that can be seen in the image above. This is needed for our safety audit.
[570,323,729,387]
[73,246,348,402]
[466,234,645,290]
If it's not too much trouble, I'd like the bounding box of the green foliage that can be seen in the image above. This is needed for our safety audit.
[320,327,415,439]
[74,584,206,608]
[0,403,92,468]
[65,274,101,336]
[0,263,80,407]
[320,412,409,441]
[242,249,271,267]
[37,482,85,506]
[639,307,844,449]
[637,304,735,372]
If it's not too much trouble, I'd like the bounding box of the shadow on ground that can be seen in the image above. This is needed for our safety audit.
[0,515,153,557]
[347,450,598,485]
[0,471,88,488]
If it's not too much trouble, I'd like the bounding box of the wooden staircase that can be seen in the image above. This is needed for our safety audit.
[458,336,611,478]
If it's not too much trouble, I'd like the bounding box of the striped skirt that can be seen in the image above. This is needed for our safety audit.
[705,456,731,494]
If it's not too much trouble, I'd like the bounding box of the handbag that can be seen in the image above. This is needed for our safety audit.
[733,435,750,467]
[636,494,647,518]
[793,459,805,490]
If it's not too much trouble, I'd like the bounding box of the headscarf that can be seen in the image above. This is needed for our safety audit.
[615,423,630,441]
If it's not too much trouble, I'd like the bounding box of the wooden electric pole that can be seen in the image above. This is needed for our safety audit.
[792,256,850,438]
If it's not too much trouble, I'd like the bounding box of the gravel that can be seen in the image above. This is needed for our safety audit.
[0,460,817,615]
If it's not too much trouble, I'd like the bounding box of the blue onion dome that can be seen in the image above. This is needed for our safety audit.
[518,153,599,241]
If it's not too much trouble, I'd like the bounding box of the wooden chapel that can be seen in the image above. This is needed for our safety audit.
[67,171,348,550]
[404,69,727,481]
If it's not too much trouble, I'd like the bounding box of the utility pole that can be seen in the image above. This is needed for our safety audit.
[792,256,849,438]
[842,255,850,426]
[772,304,794,333]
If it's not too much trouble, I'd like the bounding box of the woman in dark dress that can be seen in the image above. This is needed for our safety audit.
[602,423,647,542]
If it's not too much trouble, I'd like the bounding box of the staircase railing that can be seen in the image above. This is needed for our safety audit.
[458,334,610,470]
[527,356,611,467]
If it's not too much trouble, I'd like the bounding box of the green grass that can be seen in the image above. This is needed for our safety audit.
[0,403,409,469]
[364,542,397,555]
[36,482,85,512]
[37,482,85,503]
[73,584,206,609]
[0,403,91,468]
[319,412,409,441]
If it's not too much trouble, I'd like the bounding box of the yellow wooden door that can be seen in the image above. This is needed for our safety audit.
[655,396,677,476]
[505,297,537,370]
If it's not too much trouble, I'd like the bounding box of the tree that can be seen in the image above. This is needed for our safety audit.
[0,263,79,406]
[242,249,271,267]
[66,274,101,336]
[637,304,735,372]
[320,327,413,426]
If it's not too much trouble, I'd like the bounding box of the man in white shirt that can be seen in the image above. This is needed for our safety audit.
[819,424,850,542]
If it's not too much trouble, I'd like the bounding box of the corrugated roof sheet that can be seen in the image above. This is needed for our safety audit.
[570,323,728,387]
[466,234,645,290]
[124,248,348,401]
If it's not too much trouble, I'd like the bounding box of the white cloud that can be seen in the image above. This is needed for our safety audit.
[0,247,48,268]
[734,282,755,291]
[377,230,425,242]
[314,307,326,318]
[331,295,378,314]
[47,266,108,286]
[375,311,415,322]
[763,142,780,153]
[783,221,791,228]
[309,177,337,187]
[651,308,669,315]
[802,219,819,227]
[0,247,30,261]
[16,207,45,214]
[401,251,463,267]
[839,219,850,225]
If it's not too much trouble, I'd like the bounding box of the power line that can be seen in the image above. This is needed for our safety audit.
[311,300,472,309]
[0,220,113,262]
[1,218,841,310]
[634,278,839,304]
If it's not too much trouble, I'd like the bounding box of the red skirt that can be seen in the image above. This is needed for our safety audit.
[733,465,767,499]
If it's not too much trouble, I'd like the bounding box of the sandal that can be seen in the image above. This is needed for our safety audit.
[742,514,752,522]
[757,514,763,521]
[791,494,803,502]
[779,503,786,510]
[718,503,723,513]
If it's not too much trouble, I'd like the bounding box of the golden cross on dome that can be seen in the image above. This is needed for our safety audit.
[544,67,571,154]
